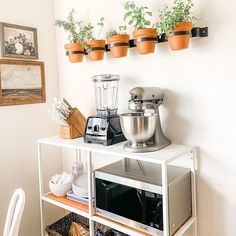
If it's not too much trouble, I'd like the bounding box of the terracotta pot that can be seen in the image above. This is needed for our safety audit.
[133,28,157,54]
[64,43,84,63]
[168,22,192,51]
[87,40,106,61]
[107,34,130,58]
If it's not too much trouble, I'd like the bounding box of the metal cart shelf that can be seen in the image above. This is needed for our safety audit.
[38,136,197,236]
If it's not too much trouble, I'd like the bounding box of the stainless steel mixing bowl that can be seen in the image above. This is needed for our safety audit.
[119,113,157,147]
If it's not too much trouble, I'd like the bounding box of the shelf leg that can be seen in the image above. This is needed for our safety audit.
[37,142,44,236]
[87,150,94,236]
[191,148,198,236]
[75,149,78,162]
[90,219,95,236]
[162,162,169,236]
[75,148,82,162]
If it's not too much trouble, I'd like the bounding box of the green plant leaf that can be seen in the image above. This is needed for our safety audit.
[124,11,132,20]
[124,1,154,30]
[157,0,198,35]
[128,19,134,25]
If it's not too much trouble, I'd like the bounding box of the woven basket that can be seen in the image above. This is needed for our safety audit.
[45,212,116,236]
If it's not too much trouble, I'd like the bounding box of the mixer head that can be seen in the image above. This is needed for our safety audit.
[128,87,164,111]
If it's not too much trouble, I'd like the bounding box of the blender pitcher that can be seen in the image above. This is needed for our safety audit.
[92,74,120,117]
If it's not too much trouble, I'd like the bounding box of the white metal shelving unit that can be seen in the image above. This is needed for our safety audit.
[38,136,197,236]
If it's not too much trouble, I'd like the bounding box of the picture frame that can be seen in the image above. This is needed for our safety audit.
[0,59,46,106]
[0,22,38,59]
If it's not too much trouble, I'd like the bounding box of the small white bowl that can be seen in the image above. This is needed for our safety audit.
[49,180,72,197]
[72,174,88,197]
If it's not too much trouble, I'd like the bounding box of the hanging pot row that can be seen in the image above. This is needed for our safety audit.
[55,0,199,63]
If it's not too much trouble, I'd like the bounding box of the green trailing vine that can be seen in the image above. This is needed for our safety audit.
[157,0,198,36]
[80,17,105,52]
[124,1,153,30]
[54,9,93,49]
[54,9,84,43]
[55,1,199,48]
[97,17,105,39]
[55,10,105,51]
[84,17,105,41]
[79,23,93,42]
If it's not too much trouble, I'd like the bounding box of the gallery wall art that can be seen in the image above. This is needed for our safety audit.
[0,59,45,106]
[0,22,38,59]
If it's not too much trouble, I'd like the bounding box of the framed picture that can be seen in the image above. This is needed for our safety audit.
[0,59,45,106]
[0,22,38,59]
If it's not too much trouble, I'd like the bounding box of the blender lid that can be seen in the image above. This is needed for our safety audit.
[92,74,120,82]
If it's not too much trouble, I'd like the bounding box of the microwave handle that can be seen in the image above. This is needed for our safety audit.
[100,181,120,209]
[137,190,147,223]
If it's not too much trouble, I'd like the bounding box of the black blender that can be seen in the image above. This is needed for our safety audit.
[84,74,126,146]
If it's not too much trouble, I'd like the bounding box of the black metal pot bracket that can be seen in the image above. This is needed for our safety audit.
[171,31,191,36]
[157,27,208,43]
[191,27,208,37]
[134,37,158,44]
[108,42,130,49]
[83,48,105,55]
[66,50,84,56]
[89,47,106,51]
[77,27,208,56]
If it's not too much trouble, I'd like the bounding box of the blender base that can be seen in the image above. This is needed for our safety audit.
[123,141,170,153]
[84,115,126,146]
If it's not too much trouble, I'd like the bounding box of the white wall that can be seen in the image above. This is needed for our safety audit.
[54,0,236,235]
[0,0,59,235]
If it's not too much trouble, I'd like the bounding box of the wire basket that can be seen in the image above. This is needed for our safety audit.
[45,212,120,236]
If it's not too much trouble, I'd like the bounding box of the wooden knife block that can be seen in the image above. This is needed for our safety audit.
[59,108,86,139]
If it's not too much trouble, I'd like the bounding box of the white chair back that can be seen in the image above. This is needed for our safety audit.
[3,188,25,236]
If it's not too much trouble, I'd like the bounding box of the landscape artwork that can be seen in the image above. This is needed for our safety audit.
[0,22,38,59]
[0,60,45,106]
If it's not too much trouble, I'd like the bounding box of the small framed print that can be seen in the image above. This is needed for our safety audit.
[0,22,38,59]
[0,59,46,106]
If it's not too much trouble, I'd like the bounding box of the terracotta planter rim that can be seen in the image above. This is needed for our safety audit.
[175,21,192,25]
[64,43,83,50]
[133,28,158,39]
[133,28,157,33]
[173,22,193,31]
[108,34,129,39]
[107,34,130,44]
[135,27,156,30]
[65,42,82,46]
[87,39,105,45]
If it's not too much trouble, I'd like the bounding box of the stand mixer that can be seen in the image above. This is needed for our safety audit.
[120,87,171,152]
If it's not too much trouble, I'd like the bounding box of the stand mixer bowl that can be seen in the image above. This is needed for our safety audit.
[119,113,157,147]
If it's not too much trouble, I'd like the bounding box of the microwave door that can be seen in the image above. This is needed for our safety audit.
[96,179,142,221]
[96,178,164,233]
[137,190,163,230]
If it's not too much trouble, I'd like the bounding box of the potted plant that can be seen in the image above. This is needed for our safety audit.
[106,26,130,58]
[85,17,106,61]
[55,9,86,63]
[124,1,157,54]
[158,0,198,50]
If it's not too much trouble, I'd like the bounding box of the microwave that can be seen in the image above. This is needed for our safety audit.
[94,159,192,235]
